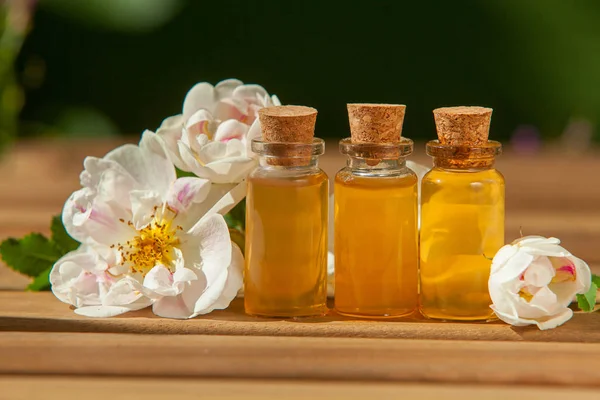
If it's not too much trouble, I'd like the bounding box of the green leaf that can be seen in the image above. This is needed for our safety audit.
[576,282,598,312]
[224,199,246,232]
[27,267,52,291]
[592,274,600,288]
[0,233,63,278]
[175,167,195,178]
[229,228,245,256]
[50,215,80,253]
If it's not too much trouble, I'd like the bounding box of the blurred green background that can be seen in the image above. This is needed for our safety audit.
[2,0,600,150]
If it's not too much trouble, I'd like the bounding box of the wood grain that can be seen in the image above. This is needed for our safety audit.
[1,377,598,400]
[1,292,599,342]
[2,332,600,387]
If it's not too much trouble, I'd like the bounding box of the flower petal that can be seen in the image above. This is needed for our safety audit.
[155,116,187,170]
[50,246,103,306]
[63,189,133,246]
[491,304,534,327]
[130,190,162,229]
[521,243,572,258]
[512,236,561,247]
[231,84,268,102]
[245,118,262,156]
[144,265,180,297]
[490,246,535,284]
[490,244,519,274]
[572,256,592,294]
[80,156,128,190]
[173,267,198,283]
[151,296,192,319]
[185,110,215,145]
[204,181,247,216]
[194,141,230,163]
[525,286,559,316]
[185,214,232,276]
[214,78,243,99]
[105,132,176,197]
[167,177,211,214]
[96,168,137,206]
[181,214,233,315]
[62,188,94,243]
[157,114,184,139]
[203,158,255,184]
[203,243,244,313]
[151,265,207,319]
[213,120,248,143]
[177,141,210,179]
[103,279,146,306]
[139,130,178,193]
[534,308,574,330]
[213,98,251,122]
[523,256,555,287]
[175,182,243,231]
[183,82,216,120]
[188,267,228,317]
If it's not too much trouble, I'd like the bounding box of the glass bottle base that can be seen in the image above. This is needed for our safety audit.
[335,307,415,319]
[419,307,495,322]
[245,304,328,319]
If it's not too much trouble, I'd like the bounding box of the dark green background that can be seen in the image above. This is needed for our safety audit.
[14,0,600,142]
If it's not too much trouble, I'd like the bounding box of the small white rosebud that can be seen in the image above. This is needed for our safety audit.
[488,236,592,330]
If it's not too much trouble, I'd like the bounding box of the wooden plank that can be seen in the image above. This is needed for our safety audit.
[2,332,600,386]
[0,267,29,291]
[1,376,597,400]
[1,292,599,342]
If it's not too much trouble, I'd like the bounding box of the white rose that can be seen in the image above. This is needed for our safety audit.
[155,78,281,184]
[489,236,591,330]
[52,131,243,319]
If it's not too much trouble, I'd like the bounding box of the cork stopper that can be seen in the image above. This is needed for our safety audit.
[257,105,318,166]
[347,104,406,144]
[259,105,317,143]
[433,106,492,146]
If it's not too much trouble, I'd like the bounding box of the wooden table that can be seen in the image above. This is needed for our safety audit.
[1,139,600,398]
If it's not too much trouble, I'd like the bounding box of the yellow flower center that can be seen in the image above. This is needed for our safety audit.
[113,206,183,276]
[518,288,534,302]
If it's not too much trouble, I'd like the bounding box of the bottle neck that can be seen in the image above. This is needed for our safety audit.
[251,137,325,171]
[346,156,409,176]
[339,137,413,176]
[432,157,496,170]
[426,140,501,171]
[258,155,321,172]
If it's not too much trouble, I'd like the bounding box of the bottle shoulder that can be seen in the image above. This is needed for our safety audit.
[423,167,504,186]
[250,165,327,178]
[249,166,328,187]
[335,167,417,188]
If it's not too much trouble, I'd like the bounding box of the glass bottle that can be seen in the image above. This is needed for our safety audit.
[244,106,329,318]
[334,104,419,318]
[419,106,505,321]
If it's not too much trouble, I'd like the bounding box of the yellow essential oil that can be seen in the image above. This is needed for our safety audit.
[334,104,419,318]
[420,168,504,320]
[245,171,328,317]
[419,106,504,321]
[244,105,328,318]
[335,169,418,317]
